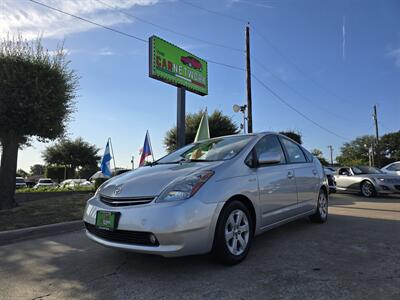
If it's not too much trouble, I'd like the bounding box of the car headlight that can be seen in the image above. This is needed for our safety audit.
[156,170,214,203]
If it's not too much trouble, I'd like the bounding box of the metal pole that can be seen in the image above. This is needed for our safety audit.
[177,86,186,149]
[108,137,117,173]
[131,156,134,170]
[328,145,333,166]
[245,23,253,133]
[373,105,380,167]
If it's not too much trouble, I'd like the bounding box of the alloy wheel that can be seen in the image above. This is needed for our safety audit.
[318,192,328,219]
[361,181,374,197]
[225,209,250,256]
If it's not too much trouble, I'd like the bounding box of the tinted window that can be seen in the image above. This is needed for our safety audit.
[302,148,314,162]
[281,138,307,163]
[254,135,285,164]
[387,163,400,171]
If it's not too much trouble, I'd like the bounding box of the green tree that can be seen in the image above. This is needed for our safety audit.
[311,149,329,166]
[16,169,28,178]
[42,138,100,179]
[380,131,400,166]
[29,164,45,176]
[279,130,302,144]
[164,110,239,152]
[336,135,375,166]
[0,36,77,209]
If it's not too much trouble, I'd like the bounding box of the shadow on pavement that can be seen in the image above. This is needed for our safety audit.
[1,208,399,299]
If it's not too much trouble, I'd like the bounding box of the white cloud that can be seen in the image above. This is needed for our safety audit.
[387,48,400,67]
[0,0,158,40]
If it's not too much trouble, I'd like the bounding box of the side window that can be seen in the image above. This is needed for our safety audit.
[254,135,286,165]
[302,147,314,162]
[281,138,307,163]
[387,163,400,171]
[338,168,350,175]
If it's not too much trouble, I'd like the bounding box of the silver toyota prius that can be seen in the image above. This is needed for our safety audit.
[83,132,328,264]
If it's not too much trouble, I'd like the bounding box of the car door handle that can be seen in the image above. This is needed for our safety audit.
[287,172,294,179]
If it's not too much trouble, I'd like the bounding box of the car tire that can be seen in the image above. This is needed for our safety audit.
[213,201,253,265]
[360,180,376,197]
[310,189,328,223]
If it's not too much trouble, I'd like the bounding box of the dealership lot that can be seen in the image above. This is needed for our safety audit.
[0,193,399,300]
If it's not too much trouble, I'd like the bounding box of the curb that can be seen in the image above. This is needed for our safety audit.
[0,220,84,246]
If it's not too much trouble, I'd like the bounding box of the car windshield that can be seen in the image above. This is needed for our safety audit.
[39,179,53,183]
[156,135,254,164]
[352,166,383,175]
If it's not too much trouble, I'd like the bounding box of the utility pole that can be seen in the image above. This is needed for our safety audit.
[373,105,380,167]
[176,87,186,149]
[327,145,334,166]
[245,23,253,133]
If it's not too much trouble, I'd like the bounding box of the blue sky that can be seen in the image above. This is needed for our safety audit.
[2,0,399,171]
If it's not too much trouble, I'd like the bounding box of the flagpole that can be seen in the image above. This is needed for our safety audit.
[108,137,117,173]
[147,130,155,162]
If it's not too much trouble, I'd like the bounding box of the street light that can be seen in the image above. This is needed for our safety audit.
[233,104,247,134]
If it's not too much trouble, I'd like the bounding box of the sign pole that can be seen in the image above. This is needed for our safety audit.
[177,86,186,149]
[245,23,253,133]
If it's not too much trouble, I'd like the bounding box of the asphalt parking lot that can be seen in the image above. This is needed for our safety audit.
[0,193,399,300]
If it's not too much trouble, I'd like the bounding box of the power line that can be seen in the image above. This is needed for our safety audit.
[94,0,244,53]
[180,0,248,24]
[251,73,350,141]
[28,0,148,43]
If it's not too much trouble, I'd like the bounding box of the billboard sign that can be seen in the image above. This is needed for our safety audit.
[149,36,208,96]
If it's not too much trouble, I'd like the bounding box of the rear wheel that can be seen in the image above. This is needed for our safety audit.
[213,201,253,265]
[360,180,375,197]
[310,189,328,223]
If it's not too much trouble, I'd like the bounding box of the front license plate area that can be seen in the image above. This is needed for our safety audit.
[95,211,120,231]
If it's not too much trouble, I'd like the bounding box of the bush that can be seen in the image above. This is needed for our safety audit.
[16,186,95,193]
[45,166,75,183]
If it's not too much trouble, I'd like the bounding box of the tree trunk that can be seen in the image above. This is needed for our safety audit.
[0,137,19,210]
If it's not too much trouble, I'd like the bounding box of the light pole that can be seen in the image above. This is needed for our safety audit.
[233,104,248,134]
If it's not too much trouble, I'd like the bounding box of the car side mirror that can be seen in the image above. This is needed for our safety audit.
[258,152,282,165]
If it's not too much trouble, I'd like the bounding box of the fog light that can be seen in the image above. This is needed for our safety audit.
[149,234,157,245]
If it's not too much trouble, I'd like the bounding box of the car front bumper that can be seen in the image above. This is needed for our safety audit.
[375,183,400,194]
[83,196,222,257]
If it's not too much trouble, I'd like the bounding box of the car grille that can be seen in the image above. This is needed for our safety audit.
[85,222,159,246]
[326,174,335,186]
[99,195,154,207]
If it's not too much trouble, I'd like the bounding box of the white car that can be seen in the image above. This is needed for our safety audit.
[60,179,94,188]
[381,162,400,176]
[16,177,27,189]
[34,178,57,188]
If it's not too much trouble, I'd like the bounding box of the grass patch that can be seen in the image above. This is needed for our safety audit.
[0,193,92,231]
[16,186,95,193]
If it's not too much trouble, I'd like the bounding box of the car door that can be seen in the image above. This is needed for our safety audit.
[253,134,298,227]
[335,167,355,190]
[280,137,319,213]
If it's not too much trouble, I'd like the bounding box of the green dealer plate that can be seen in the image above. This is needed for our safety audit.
[95,211,120,231]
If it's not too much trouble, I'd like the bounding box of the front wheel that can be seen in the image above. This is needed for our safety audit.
[360,180,376,197]
[213,201,253,265]
[310,189,328,223]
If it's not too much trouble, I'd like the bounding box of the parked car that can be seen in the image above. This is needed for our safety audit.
[34,178,57,189]
[83,132,328,264]
[15,177,27,189]
[324,168,336,193]
[25,180,36,188]
[334,166,400,197]
[60,179,94,188]
[381,161,400,176]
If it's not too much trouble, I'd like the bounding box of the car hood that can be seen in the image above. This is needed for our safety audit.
[99,161,223,198]
[357,174,400,181]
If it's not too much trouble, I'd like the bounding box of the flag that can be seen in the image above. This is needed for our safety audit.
[139,131,153,167]
[194,109,210,142]
[100,140,112,177]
